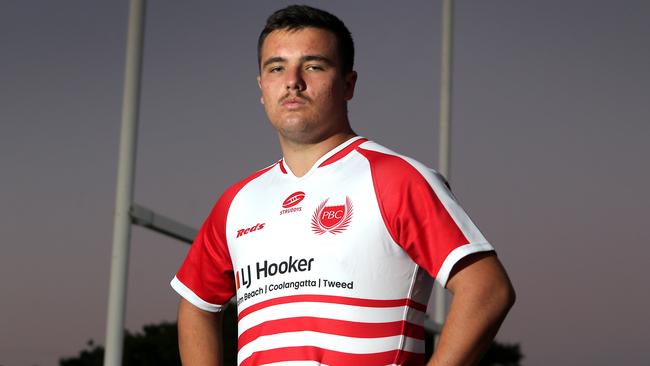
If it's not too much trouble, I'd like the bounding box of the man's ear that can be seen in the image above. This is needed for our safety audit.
[344,71,358,101]
[257,75,264,105]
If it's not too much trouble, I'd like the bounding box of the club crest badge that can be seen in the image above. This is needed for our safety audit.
[311,196,353,235]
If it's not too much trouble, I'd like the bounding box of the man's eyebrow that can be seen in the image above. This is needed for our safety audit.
[262,55,335,68]
[262,56,286,68]
[301,55,334,65]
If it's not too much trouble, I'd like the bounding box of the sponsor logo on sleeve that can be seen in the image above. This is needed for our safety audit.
[311,196,353,235]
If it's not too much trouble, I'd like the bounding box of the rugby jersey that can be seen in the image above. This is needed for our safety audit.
[171,136,494,365]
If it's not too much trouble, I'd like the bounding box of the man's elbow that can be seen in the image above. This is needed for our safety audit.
[487,256,516,314]
[495,276,516,315]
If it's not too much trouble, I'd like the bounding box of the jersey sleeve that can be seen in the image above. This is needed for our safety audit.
[358,146,494,287]
[171,163,278,311]
[170,194,236,312]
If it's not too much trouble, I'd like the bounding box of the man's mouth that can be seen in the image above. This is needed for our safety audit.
[282,97,307,109]
[280,95,308,109]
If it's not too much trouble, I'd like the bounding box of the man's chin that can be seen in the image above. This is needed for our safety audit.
[270,116,349,146]
[276,127,331,146]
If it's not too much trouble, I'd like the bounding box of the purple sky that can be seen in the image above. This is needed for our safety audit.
[1,1,649,365]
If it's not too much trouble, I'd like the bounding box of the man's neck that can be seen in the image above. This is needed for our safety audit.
[279,131,357,177]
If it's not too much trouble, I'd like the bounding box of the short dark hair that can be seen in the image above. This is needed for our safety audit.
[258,5,355,75]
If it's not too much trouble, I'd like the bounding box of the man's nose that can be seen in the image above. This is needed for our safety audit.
[285,67,305,91]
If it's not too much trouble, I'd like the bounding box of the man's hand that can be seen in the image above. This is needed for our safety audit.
[178,298,224,365]
[427,252,516,366]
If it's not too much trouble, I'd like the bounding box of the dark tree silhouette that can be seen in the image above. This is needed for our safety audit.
[59,322,181,366]
[60,305,238,366]
[478,341,523,366]
[61,304,521,365]
[425,328,523,366]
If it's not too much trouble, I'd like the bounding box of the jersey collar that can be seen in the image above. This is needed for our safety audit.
[278,136,368,178]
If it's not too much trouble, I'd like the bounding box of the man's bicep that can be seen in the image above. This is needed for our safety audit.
[172,195,237,310]
[445,251,512,295]
[178,298,224,365]
[355,146,494,286]
[178,297,224,318]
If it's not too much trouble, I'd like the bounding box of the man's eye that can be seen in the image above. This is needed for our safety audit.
[306,65,324,71]
[269,66,283,73]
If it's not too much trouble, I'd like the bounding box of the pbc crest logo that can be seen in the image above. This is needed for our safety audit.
[311,196,354,235]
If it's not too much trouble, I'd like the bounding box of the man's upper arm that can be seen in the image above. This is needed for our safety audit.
[445,251,514,299]
[178,298,225,365]
[171,183,243,312]
[356,144,495,286]
[171,198,236,312]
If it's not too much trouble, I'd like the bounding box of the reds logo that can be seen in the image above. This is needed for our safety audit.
[311,196,353,235]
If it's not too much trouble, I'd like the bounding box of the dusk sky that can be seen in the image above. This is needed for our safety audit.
[1,1,649,365]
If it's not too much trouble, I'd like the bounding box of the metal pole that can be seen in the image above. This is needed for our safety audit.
[434,0,454,345]
[104,0,146,365]
[130,204,198,244]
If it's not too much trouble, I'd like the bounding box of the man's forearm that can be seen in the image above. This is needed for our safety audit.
[178,298,224,365]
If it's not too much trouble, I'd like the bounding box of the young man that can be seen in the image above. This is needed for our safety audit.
[172,5,515,366]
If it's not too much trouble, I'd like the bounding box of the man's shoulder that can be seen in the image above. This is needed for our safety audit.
[356,140,445,187]
[214,161,279,209]
[229,161,278,191]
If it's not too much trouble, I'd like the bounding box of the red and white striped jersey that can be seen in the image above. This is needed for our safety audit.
[171,136,494,365]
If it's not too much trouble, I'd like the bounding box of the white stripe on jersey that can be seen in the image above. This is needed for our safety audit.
[237,301,425,335]
[238,332,424,365]
[437,242,495,286]
[170,276,223,312]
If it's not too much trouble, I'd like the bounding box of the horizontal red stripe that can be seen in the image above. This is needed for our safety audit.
[238,317,424,351]
[240,346,424,366]
[238,294,426,321]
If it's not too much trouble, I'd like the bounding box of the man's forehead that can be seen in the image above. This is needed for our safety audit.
[260,27,338,60]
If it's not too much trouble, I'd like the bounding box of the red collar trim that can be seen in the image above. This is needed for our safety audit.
[278,159,287,174]
[318,137,368,168]
[277,137,368,175]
